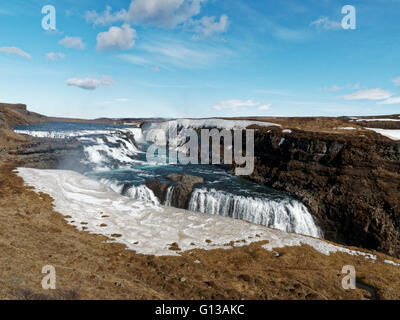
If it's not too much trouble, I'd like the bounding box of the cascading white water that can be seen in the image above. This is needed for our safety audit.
[164,186,174,206]
[15,127,145,171]
[99,178,124,194]
[125,185,160,206]
[188,188,321,238]
[81,129,145,170]
[100,179,160,206]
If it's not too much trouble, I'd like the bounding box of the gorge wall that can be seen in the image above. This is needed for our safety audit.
[245,126,400,257]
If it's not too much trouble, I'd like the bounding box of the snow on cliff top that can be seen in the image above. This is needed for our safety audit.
[143,118,281,131]
[17,167,380,261]
[367,129,400,141]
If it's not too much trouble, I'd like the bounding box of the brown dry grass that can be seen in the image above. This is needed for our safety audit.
[0,129,28,148]
[0,154,400,300]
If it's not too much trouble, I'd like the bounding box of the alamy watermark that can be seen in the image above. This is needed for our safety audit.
[145,123,255,176]
[342,5,356,30]
[342,265,356,290]
[41,5,56,31]
[41,265,56,290]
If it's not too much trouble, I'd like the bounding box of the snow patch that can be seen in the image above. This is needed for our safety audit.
[356,119,400,122]
[262,231,376,260]
[367,128,400,140]
[384,259,400,267]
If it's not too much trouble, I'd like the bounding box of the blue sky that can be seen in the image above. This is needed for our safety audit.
[1,0,400,119]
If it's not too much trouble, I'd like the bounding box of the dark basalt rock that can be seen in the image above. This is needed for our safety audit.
[146,174,205,208]
[163,174,205,209]
[145,180,170,203]
[10,137,88,173]
[241,128,400,257]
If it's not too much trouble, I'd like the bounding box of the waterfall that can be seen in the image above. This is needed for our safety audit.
[125,185,160,206]
[100,179,160,206]
[99,178,124,194]
[164,186,174,206]
[188,188,321,238]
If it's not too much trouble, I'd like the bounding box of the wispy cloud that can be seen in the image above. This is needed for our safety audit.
[344,88,393,101]
[46,52,66,61]
[258,104,271,111]
[310,17,342,31]
[392,77,400,86]
[378,97,400,105]
[122,39,232,69]
[119,54,156,68]
[324,83,360,92]
[0,46,31,59]
[213,99,270,111]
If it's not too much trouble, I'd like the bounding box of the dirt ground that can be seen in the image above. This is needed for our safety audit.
[1,153,400,300]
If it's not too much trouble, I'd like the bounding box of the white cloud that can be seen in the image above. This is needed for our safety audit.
[213,99,269,111]
[96,24,137,52]
[67,75,115,90]
[86,5,127,26]
[86,1,228,38]
[187,14,229,38]
[46,52,66,61]
[0,46,31,59]
[126,0,204,28]
[115,98,130,102]
[344,88,393,101]
[86,0,203,28]
[311,17,342,31]
[258,104,271,111]
[378,97,400,105]
[59,36,85,50]
[392,77,400,86]
[324,83,360,92]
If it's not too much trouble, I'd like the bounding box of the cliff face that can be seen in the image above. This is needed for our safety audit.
[247,127,400,257]
[0,103,86,172]
[0,103,47,128]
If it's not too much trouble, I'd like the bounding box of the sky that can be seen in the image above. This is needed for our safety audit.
[1,0,400,119]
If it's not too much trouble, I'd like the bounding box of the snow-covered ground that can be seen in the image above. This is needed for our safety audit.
[355,118,400,122]
[367,128,400,140]
[16,167,383,262]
